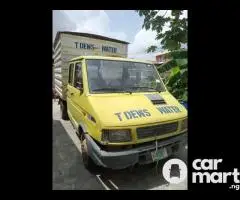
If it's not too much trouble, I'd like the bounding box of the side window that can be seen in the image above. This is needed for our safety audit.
[74,62,83,89]
[68,64,74,85]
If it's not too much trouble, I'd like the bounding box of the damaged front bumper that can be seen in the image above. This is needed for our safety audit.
[85,132,187,170]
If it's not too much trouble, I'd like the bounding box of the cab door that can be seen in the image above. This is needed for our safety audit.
[68,61,86,124]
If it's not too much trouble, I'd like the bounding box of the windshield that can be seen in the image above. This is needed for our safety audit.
[86,59,166,93]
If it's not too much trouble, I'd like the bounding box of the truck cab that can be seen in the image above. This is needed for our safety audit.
[63,55,187,170]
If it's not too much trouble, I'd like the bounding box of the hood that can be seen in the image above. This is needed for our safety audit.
[88,91,187,127]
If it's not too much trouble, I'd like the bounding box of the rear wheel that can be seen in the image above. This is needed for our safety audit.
[60,100,69,120]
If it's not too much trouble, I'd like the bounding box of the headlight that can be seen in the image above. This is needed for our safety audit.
[102,129,131,142]
[181,118,188,131]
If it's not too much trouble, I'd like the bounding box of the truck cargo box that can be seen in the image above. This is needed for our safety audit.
[53,31,129,100]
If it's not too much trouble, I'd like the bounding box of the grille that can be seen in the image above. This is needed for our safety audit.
[137,122,179,139]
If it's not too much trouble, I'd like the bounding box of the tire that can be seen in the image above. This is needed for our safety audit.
[80,136,97,171]
[60,100,69,120]
[171,144,187,163]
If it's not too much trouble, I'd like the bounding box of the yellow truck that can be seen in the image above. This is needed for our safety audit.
[53,32,187,170]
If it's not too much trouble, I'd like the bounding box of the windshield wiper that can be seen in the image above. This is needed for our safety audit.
[92,88,123,92]
[92,87,161,94]
[125,86,160,92]
[92,88,133,94]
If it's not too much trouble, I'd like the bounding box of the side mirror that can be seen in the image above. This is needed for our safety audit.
[78,88,83,94]
[76,82,83,94]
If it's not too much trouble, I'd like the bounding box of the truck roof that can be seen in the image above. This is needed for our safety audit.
[69,55,153,64]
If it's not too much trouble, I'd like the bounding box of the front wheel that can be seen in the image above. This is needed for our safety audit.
[171,143,187,163]
[80,136,97,171]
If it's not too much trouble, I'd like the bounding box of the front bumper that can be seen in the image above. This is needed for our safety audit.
[85,132,187,170]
